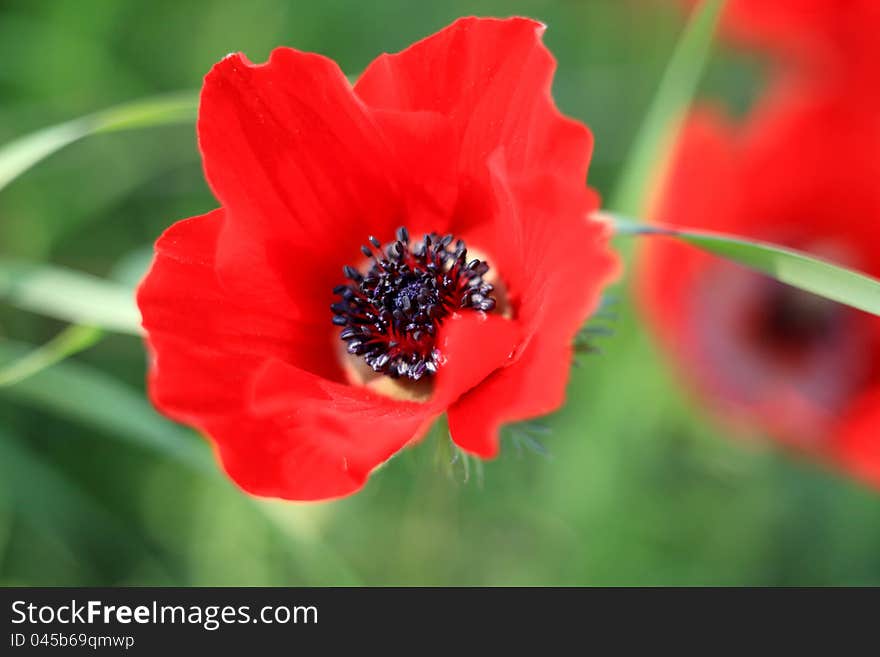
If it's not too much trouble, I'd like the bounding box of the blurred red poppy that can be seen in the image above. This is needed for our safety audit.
[638,89,880,486]
[686,0,880,89]
[137,17,618,500]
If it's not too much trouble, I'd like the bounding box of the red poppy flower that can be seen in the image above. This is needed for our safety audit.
[137,17,618,500]
[638,88,880,486]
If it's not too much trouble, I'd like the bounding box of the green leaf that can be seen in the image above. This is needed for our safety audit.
[609,0,724,216]
[0,429,170,579]
[0,341,213,474]
[0,258,141,334]
[0,91,197,193]
[0,245,161,387]
[0,324,102,387]
[610,214,880,317]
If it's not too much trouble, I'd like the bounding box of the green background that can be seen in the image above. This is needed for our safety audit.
[1,0,878,586]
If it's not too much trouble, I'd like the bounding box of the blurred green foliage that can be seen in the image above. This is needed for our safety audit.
[1,0,878,586]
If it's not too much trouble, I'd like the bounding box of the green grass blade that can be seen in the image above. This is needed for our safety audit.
[0,91,197,192]
[0,245,163,387]
[0,259,141,334]
[0,324,102,387]
[0,429,173,580]
[88,92,198,133]
[0,121,89,194]
[610,214,880,316]
[609,0,724,215]
[0,341,213,474]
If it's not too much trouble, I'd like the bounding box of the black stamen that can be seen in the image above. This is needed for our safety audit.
[332,227,497,381]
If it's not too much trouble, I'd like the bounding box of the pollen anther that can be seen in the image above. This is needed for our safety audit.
[331,228,497,381]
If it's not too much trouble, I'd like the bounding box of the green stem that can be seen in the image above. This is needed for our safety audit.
[0,325,103,387]
[606,213,880,317]
[0,91,197,193]
[609,0,724,216]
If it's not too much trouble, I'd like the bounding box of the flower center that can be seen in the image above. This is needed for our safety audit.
[748,280,841,366]
[331,227,496,381]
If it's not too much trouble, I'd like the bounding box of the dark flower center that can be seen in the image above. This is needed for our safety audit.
[749,280,841,366]
[691,260,870,442]
[331,227,496,381]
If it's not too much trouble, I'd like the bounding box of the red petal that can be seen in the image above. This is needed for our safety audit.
[739,88,880,257]
[248,313,521,420]
[447,338,571,459]
[247,361,436,498]
[833,390,880,489]
[137,210,376,499]
[248,312,521,493]
[138,209,341,396]
[200,49,398,247]
[448,172,618,457]
[208,410,370,500]
[713,0,880,80]
[432,312,523,407]
[355,17,592,185]
[368,109,459,236]
[198,49,459,323]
